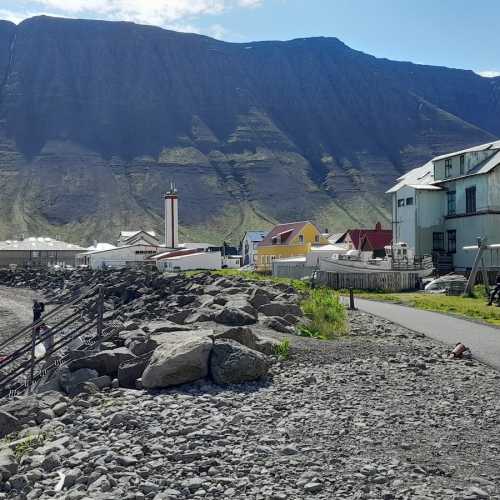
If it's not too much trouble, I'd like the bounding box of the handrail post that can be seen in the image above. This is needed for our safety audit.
[28,325,36,395]
[348,288,356,311]
[96,284,104,339]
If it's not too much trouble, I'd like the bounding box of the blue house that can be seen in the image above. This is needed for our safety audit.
[240,231,267,266]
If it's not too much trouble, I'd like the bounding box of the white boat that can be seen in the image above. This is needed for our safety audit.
[319,242,434,278]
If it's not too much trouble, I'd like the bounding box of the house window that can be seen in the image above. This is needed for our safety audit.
[447,191,456,215]
[433,232,444,252]
[272,237,278,245]
[466,186,476,214]
[447,230,456,254]
[460,155,465,175]
[445,158,452,178]
[314,235,319,243]
[397,199,405,207]
[298,234,304,243]
[406,197,413,206]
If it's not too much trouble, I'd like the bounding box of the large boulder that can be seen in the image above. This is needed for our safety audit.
[68,347,136,377]
[210,339,270,385]
[249,288,276,309]
[59,367,99,396]
[258,302,302,318]
[261,316,295,334]
[142,335,213,389]
[214,300,258,326]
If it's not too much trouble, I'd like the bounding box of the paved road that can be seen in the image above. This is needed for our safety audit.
[346,297,500,370]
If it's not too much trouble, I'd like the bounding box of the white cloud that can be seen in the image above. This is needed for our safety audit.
[5,0,266,27]
[477,70,500,78]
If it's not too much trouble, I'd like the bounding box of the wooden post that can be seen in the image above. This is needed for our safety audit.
[464,237,486,297]
[28,326,36,395]
[348,288,356,310]
[96,284,104,339]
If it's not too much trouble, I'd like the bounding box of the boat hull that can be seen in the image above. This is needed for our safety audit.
[319,258,434,278]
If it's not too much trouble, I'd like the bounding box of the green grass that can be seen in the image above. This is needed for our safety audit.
[347,287,500,326]
[299,288,349,339]
[274,339,291,359]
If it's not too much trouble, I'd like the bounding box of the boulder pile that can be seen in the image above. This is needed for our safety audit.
[2,270,305,396]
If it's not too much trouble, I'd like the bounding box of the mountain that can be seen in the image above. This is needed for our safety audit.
[0,16,498,245]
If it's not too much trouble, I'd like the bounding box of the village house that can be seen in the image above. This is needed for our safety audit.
[0,237,85,268]
[387,139,500,271]
[336,223,393,258]
[240,230,267,266]
[255,221,327,272]
[117,230,159,247]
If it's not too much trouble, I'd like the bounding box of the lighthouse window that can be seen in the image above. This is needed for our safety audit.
[405,197,413,206]
[397,198,405,207]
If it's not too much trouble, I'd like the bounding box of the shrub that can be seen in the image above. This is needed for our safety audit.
[300,288,348,339]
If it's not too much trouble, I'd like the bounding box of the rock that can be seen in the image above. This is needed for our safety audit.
[89,375,112,390]
[258,302,302,318]
[214,327,280,355]
[210,339,270,385]
[214,305,257,326]
[59,367,99,396]
[142,336,213,389]
[117,356,150,388]
[249,288,276,308]
[143,321,193,334]
[128,338,157,356]
[68,347,136,376]
[0,411,20,439]
[0,449,18,481]
[261,316,295,334]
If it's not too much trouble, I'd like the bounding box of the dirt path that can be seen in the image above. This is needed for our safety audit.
[0,286,37,345]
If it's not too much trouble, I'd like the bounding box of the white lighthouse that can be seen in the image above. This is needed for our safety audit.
[164,182,179,249]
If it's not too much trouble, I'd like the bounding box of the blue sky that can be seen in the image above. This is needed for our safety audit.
[1,0,499,76]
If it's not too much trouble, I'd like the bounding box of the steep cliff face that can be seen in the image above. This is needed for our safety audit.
[0,16,498,244]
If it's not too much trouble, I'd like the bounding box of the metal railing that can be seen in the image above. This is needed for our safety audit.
[0,284,107,397]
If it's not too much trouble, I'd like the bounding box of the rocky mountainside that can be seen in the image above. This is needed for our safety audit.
[0,16,499,244]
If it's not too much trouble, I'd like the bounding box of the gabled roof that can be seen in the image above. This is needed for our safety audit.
[433,139,500,161]
[388,138,500,193]
[342,226,392,251]
[259,221,317,247]
[120,230,157,239]
[243,231,267,243]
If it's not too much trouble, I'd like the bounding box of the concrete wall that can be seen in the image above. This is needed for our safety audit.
[157,251,221,271]
[89,245,158,269]
[0,250,80,268]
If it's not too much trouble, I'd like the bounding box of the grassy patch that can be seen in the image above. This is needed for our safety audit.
[274,339,291,360]
[347,289,500,326]
[300,288,348,339]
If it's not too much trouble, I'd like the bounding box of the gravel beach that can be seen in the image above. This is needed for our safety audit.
[1,309,499,499]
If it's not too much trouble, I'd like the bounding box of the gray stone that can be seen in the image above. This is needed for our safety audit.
[0,449,18,481]
[210,339,270,385]
[0,411,20,439]
[68,347,136,377]
[142,335,213,389]
[117,356,150,388]
[258,302,302,318]
[214,305,257,326]
[59,367,99,396]
[214,327,280,355]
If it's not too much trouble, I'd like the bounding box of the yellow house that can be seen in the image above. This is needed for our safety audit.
[256,221,327,272]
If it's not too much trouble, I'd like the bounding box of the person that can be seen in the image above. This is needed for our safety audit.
[488,275,500,306]
[37,323,54,356]
[32,299,45,324]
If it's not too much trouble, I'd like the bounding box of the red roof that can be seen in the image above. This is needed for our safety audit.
[343,223,392,251]
[259,221,318,247]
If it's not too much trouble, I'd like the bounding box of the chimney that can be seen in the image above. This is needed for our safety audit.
[164,181,179,249]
